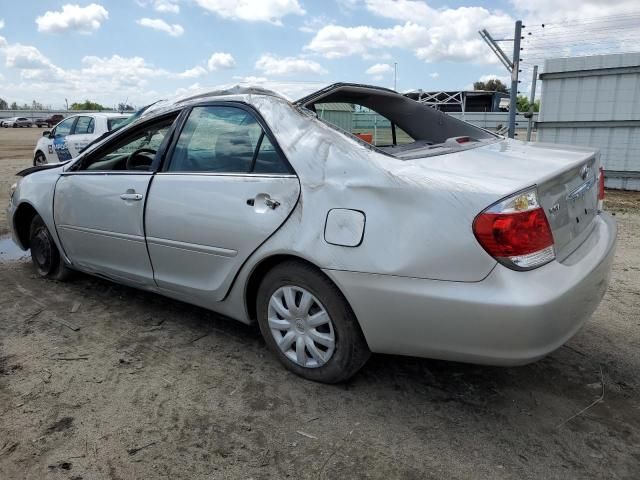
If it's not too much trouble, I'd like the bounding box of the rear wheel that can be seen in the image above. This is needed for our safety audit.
[33,151,47,166]
[29,214,73,281]
[256,261,370,383]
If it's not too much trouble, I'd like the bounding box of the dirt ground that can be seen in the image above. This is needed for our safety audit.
[1,127,639,479]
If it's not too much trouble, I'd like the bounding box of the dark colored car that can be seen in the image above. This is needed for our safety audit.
[31,114,65,128]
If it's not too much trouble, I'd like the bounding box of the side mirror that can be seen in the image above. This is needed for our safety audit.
[42,131,51,137]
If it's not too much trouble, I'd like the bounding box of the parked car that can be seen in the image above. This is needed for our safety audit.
[2,117,33,128]
[7,83,616,383]
[34,116,64,128]
[33,113,131,165]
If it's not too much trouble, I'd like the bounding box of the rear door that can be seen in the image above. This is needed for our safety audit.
[145,103,300,302]
[67,116,95,157]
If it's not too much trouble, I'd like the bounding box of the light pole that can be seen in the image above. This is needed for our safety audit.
[393,62,398,91]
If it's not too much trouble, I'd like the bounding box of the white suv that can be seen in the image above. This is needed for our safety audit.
[33,113,131,165]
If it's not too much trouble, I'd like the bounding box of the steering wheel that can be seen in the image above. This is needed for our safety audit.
[126,148,156,170]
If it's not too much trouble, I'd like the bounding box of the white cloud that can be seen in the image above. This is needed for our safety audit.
[177,65,208,78]
[364,0,433,21]
[207,52,236,70]
[306,1,513,64]
[153,0,180,13]
[233,75,269,83]
[429,72,439,78]
[36,3,109,34]
[299,15,333,33]
[80,55,168,88]
[137,18,184,37]
[365,63,393,75]
[137,0,180,13]
[194,0,305,25]
[255,53,328,76]
[0,19,4,30]
[3,44,55,70]
[511,0,639,22]
[0,36,8,48]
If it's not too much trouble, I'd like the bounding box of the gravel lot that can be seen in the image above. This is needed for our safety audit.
[1,126,639,479]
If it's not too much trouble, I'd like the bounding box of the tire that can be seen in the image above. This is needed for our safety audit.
[29,214,73,281]
[33,151,47,166]
[12,124,17,128]
[256,260,370,383]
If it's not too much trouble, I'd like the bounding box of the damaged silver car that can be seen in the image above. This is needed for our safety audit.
[7,83,616,383]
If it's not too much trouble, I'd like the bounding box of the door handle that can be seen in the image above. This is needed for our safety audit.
[246,194,280,210]
[264,198,280,209]
[120,193,143,201]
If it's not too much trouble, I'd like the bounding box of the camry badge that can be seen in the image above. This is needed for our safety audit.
[548,203,560,215]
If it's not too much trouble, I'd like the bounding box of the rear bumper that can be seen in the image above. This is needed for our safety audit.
[324,212,617,366]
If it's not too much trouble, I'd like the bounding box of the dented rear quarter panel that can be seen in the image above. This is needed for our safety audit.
[242,95,501,284]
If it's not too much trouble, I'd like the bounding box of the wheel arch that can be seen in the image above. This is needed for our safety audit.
[34,150,46,163]
[13,202,39,249]
[244,254,361,330]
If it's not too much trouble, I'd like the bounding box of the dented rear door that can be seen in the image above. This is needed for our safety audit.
[145,103,300,302]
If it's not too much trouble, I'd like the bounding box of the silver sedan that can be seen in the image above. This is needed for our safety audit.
[7,83,616,383]
[2,116,33,128]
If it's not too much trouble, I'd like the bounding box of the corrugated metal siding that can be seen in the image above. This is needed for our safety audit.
[537,53,640,190]
[318,110,353,132]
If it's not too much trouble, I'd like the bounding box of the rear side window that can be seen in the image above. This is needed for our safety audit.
[168,105,290,174]
[74,116,95,134]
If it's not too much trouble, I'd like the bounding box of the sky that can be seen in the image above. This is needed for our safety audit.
[0,0,639,108]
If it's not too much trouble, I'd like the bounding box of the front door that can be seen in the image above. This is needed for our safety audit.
[145,104,300,302]
[50,116,76,163]
[54,115,177,285]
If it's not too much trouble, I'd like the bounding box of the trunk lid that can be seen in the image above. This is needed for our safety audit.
[389,139,600,261]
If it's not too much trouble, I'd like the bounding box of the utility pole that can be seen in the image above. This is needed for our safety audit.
[393,62,398,91]
[525,65,538,141]
[508,20,522,139]
[479,20,523,138]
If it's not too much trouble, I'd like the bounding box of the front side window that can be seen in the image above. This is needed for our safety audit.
[168,105,290,174]
[75,116,176,171]
[54,117,76,137]
[74,116,95,135]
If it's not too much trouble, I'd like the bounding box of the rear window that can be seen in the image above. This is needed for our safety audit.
[315,102,414,147]
[108,117,129,131]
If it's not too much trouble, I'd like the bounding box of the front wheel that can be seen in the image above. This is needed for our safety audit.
[256,261,370,383]
[29,214,73,281]
[33,151,47,166]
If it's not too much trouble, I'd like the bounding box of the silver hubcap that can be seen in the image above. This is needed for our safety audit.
[268,285,335,368]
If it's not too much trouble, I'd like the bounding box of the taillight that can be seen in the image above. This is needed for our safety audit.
[598,166,605,211]
[473,188,555,270]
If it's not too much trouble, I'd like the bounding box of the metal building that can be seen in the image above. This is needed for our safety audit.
[537,53,640,190]
[316,103,354,132]
[403,90,510,112]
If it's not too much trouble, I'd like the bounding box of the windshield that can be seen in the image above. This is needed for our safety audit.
[107,117,130,131]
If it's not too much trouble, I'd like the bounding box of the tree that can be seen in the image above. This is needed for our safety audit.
[0,98,7,110]
[473,78,508,93]
[70,100,108,111]
[10,102,18,110]
[31,100,44,110]
[117,103,135,112]
[516,95,540,113]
